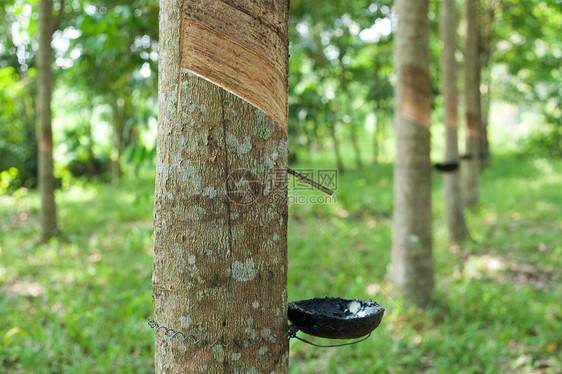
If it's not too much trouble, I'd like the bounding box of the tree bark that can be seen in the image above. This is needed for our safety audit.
[479,2,498,168]
[338,52,362,170]
[328,120,345,173]
[441,0,468,244]
[153,1,289,373]
[373,119,379,165]
[480,73,491,168]
[37,0,58,242]
[110,97,126,185]
[350,123,363,169]
[462,0,481,206]
[391,0,434,308]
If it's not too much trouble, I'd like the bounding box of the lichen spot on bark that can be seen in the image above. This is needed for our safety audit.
[261,328,271,338]
[180,314,192,329]
[181,160,202,194]
[203,186,217,198]
[167,85,178,114]
[229,259,258,281]
[226,132,252,159]
[180,80,189,92]
[231,353,241,361]
[252,301,260,309]
[234,367,260,374]
[212,345,225,363]
[244,318,255,336]
[259,346,269,356]
[254,109,274,140]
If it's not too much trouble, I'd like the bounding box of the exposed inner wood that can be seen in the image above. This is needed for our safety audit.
[399,65,431,129]
[180,3,289,128]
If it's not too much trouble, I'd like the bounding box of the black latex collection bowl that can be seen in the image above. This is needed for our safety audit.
[434,162,460,172]
[288,297,385,339]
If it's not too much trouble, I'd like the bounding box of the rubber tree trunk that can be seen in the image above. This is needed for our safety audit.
[392,0,434,308]
[153,1,290,373]
[480,75,490,168]
[338,51,362,170]
[328,120,345,173]
[462,0,481,206]
[373,119,379,165]
[373,115,386,165]
[350,123,363,170]
[440,0,468,244]
[372,65,384,165]
[85,119,96,179]
[479,3,497,168]
[110,98,125,185]
[37,0,58,242]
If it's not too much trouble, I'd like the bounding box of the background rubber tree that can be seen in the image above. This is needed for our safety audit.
[441,0,468,244]
[391,0,434,308]
[462,0,481,207]
[478,0,500,165]
[153,0,290,372]
[37,0,61,242]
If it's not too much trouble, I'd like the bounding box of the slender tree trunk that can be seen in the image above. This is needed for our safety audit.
[85,119,96,179]
[372,65,380,165]
[480,74,491,168]
[311,119,319,154]
[392,0,434,308]
[338,54,362,170]
[462,0,481,206]
[328,120,345,173]
[37,0,58,242]
[350,124,363,169]
[479,2,498,168]
[373,114,386,165]
[110,99,125,184]
[153,1,289,372]
[373,118,379,165]
[441,0,468,244]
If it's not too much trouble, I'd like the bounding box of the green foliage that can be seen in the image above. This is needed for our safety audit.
[288,0,393,162]
[0,66,38,191]
[492,0,562,155]
[1,154,560,372]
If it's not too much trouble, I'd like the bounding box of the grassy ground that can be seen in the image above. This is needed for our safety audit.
[0,154,560,373]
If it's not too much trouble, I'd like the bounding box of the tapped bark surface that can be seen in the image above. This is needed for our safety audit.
[153,1,289,373]
[463,0,481,207]
[440,0,468,244]
[392,0,434,308]
[37,0,58,242]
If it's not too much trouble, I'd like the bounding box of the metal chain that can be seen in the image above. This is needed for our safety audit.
[148,318,292,348]
[148,318,371,349]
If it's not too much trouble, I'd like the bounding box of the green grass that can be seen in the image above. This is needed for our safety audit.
[1,155,560,373]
